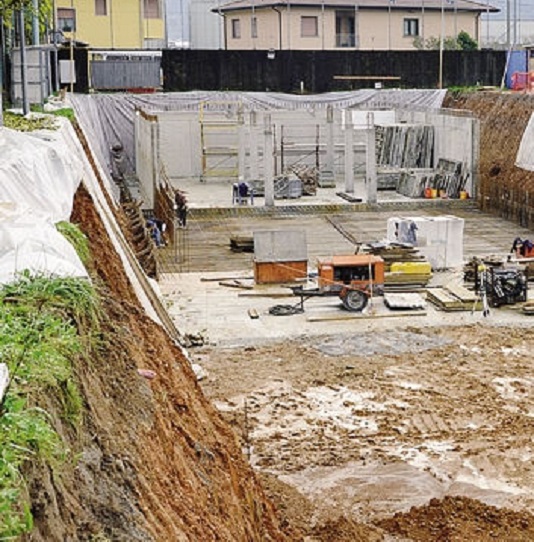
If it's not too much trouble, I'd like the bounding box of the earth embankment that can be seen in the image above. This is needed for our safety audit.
[444,91,534,228]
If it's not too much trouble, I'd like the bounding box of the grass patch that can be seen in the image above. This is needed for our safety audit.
[3,111,57,132]
[31,103,76,123]
[56,222,91,267]
[0,272,101,537]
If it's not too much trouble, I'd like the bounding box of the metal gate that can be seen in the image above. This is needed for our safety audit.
[90,57,161,90]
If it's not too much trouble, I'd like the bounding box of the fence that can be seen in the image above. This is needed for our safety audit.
[91,57,161,91]
[162,50,507,93]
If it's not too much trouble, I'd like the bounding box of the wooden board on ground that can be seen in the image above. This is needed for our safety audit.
[219,280,254,290]
[238,291,294,298]
[445,283,479,303]
[307,311,427,322]
[427,285,482,311]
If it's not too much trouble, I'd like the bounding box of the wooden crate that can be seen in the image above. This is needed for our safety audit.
[254,261,307,284]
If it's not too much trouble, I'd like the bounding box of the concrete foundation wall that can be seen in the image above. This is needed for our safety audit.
[145,105,478,200]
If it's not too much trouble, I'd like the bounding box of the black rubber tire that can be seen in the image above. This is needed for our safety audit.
[342,290,368,312]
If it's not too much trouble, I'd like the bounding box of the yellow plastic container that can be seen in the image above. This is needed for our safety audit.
[430,188,438,199]
[390,262,432,275]
[459,191,468,200]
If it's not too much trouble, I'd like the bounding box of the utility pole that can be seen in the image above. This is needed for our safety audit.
[439,0,444,89]
[506,0,510,50]
[32,0,39,45]
[18,10,30,115]
[388,1,391,49]
[513,0,518,46]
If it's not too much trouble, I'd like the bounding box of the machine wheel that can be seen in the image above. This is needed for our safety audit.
[341,289,368,312]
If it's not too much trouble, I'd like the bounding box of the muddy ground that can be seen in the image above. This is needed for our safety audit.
[197,324,534,540]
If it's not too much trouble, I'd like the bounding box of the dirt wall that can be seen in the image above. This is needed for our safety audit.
[444,91,534,230]
[25,185,294,541]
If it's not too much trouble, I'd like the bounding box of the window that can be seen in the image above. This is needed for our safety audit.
[404,18,419,37]
[301,16,318,37]
[57,8,76,32]
[251,16,257,38]
[144,0,160,19]
[232,19,241,39]
[95,0,107,16]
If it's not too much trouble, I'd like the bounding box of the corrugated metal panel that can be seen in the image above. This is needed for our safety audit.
[11,47,51,105]
[90,59,161,90]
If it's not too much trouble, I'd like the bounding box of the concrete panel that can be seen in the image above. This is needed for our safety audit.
[254,230,307,263]
[158,112,202,179]
[135,113,157,209]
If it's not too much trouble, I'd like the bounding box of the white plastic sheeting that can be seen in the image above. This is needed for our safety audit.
[0,125,89,285]
[387,215,465,270]
[70,90,447,203]
[515,112,534,171]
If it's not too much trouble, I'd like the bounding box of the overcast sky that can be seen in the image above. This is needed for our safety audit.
[485,0,534,21]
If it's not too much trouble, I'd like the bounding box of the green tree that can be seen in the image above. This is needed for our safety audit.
[457,31,478,51]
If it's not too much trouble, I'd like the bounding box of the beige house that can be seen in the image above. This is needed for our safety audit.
[215,0,497,51]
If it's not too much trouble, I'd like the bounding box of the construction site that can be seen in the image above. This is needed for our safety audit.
[1,89,534,540]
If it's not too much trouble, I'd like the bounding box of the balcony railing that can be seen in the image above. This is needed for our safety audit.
[336,33,356,48]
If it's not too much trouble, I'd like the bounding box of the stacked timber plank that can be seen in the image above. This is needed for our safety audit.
[230,235,254,253]
[427,284,482,311]
[367,242,432,290]
[523,301,534,315]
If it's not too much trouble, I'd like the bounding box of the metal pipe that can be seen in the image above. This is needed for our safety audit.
[272,6,282,49]
[421,0,425,43]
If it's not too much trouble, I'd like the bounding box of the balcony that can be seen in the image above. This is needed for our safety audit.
[336,33,356,48]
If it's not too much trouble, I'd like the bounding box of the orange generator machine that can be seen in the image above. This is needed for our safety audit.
[292,254,385,312]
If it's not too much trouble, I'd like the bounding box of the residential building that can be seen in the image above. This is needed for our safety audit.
[214,0,498,51]
[55,0,166,49]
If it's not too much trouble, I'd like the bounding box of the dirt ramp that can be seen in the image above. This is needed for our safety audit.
[378,496,534,541]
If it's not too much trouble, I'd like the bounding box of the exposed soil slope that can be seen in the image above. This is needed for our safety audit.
[25,185,294,541]
[444,91,534,228]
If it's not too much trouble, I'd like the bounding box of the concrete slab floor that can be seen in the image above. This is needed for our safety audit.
[169,176,411,209]
[157,201,534,346]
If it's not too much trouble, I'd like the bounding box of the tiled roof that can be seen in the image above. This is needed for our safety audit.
[216,0,498,13]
